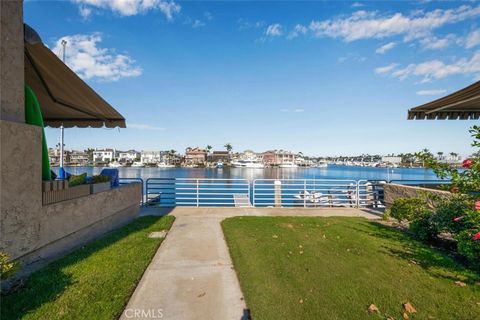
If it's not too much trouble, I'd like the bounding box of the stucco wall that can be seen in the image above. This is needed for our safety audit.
[384,183,452,208]
[1,0,24,122]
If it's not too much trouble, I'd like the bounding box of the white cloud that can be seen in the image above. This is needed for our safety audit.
[288,24,308,39]
[73,0,181,19]
[385,51,480,82]
[306,5,480,42]
[192,19,205,28]
[293,108,305,113]
[418,34,455,50]
[237,18,264,30]
[128,123,166,130]
[280,108,305,113]
[265,24,283,37]
[375,42,396,54]
[52,33,142,81]
[351,2,364,8]
[466,30,480,49]
[416,89,447,96]
[79,6,92,19]
[375,63,398,74]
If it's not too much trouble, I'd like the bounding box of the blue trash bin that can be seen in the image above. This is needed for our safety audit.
[100,168,119,188]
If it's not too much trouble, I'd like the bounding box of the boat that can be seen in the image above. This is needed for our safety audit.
[279,161,298,168]
[157,162,175,168]
[131,161,144,168]
[216,161,224,168]
[315,162,328,168]
[108,161,123,168]
[294,190,341,206]
[233,159,264,168]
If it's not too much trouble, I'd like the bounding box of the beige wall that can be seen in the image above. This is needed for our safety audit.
[384,183,452,208]
[1,0,24,122]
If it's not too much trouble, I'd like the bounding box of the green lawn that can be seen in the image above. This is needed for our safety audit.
[1,215,175,320]
[222,217,480,320]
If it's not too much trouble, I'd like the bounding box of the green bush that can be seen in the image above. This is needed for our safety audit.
[0,252,19,280]
[410,211,438,241]
[457,230,480,271]
[92,174,111,184]
[432,195,472,236]
[388,197,429,222]
[68,173,87,187]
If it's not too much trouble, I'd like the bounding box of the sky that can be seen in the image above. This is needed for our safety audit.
[24,0,480,157]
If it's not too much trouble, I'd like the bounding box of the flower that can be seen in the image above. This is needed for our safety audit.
[462,159,473,168]
[472,232,480,241]
[476,201,480,211]
[453,216,464,222]
[450,186,459,193]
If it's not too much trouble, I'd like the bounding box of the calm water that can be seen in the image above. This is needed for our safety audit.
[57,165,439,182]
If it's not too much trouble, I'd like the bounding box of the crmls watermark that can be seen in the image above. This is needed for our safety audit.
[124,308,164,319]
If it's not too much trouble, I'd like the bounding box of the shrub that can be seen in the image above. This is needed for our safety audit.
[68,173,87,187]
[410,210,438,241]
[456,230,480,271]
[432,195,472,236]
[388,197,429,222]
[0,252,19,280]
[92,174,111,184]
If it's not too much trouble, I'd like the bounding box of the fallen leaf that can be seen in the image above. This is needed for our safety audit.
[323,234,327,239]
[409,259,418,265]
[368,304,379,313]
[298,245,303,248]
[197,292,206,298]
[403,302,417,314]
[299,299,304,304]
[386,317,395,320]
[454,281,467,287]
[403,312,409,320]
[272,234,278,239]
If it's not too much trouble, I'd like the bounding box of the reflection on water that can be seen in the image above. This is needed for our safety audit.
[56,165,438,182]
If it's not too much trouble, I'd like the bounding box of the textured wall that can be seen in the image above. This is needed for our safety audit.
[384,183,451,208]
[0,120,43,258]
[0,0,24,122]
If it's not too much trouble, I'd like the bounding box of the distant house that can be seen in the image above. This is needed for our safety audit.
[185,147,207,165]
[262,150,296,165]
[381,156,402,165]
[48,148,70,166]
[118,150,140,163]
[93,148,116,163]
[141,151,164,164]
[69,150,89,166]
[209,151,230,163]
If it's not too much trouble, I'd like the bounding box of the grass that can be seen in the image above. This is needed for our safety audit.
[1,215,175,320]
[222,217,480,320]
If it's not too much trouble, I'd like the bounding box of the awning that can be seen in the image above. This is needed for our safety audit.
[407,81,480,120]
[24,24,126,128]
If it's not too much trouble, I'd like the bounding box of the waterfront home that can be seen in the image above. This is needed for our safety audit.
[208,150,231,163]
[262,150,296,166]
[48,147,70,166]
[69,150,89,166]
[185,147,207,165]
[93,148,117,163]
[141,151,164,165]
[381,156,402,166]
[118,150,140,163]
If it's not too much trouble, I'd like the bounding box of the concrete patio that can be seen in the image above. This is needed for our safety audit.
[121,207,380,320]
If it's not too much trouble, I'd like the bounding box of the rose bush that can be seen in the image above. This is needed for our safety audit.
[390,126,480,270]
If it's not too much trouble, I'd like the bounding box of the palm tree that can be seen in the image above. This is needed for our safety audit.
[224,143,233,152]
[437,151,444,161]
[206,145,212,154]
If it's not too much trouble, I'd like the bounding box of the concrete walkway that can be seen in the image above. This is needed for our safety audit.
[121,207,380,320]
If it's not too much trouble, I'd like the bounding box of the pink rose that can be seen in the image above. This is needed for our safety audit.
[462,159,473,169]
[476,201,480,211]
[472,232,480,241]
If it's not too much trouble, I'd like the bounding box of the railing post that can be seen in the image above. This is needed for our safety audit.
[356,181,360,208]
[303,179,307,208]
[196,179,199,207]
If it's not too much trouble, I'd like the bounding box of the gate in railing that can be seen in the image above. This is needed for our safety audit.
[145,178,250,207]
[252,179,360,208]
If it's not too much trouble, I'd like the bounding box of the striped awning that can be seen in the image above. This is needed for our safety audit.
[407,81,480,120]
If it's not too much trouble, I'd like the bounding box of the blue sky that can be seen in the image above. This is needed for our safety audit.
[25,1,480,156]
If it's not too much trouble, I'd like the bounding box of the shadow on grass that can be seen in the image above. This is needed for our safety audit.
[1,215,165,320]
[346,220,479,282]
